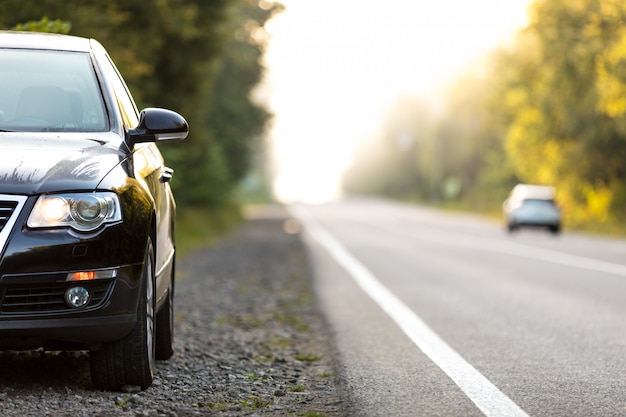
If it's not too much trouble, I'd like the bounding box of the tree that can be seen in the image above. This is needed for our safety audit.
[0,0,284,207]
[163,0,283,206]
[342,96,436,199]
[493,0,626,224]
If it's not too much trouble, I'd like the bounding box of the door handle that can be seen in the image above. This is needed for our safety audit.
[160,166,174,183]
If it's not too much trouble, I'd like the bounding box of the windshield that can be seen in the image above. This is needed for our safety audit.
[0,49,108,132]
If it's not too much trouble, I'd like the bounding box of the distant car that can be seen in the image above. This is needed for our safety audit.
[503,184,561,234]
[0,31,188,390]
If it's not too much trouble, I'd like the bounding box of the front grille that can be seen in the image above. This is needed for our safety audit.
[0,200,18,232]
[0,195,27,256]
[0,281,114,315]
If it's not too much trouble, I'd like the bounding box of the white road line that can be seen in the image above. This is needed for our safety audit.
[290,206,529,417]
[381,225,626,277]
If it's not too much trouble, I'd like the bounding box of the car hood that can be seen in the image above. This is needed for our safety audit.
[0,132,128,195]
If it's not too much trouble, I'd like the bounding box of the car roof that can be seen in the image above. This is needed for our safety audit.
[510,184,556,200]
[0,31,94,52]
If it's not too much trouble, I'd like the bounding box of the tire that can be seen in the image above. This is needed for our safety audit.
[549,224,561,235]
[90,238,156,391]
[155,257,175,360]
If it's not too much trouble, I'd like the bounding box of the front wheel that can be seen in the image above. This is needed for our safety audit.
[90,238,156,391]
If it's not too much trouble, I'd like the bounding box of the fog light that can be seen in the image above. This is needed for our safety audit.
[65,287,90,308]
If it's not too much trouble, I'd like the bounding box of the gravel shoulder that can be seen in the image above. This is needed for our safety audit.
[0,205,346,416]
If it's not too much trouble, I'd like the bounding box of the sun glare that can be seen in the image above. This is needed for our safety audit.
[261,0,531,203]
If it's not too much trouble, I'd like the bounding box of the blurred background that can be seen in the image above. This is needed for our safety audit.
[2,0,626,237]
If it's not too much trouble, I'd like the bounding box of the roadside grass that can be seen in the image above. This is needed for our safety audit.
[565,219,626,237]
[175,205,243,258]
[215,314,266,329]
[415,197,626,238]
[274,312,311,332]
[267,337,292,349]
[214,269,315,334]
[203,395,271,412]
[238,395,272,410]
[295,354,320,362]
[206,391,316,413]
[176,203,338,417]
[289,383,306,392]
[209,267,335,415]
[204,396,330,417]
[202,399,228,411]
[246,370,272,383]
[114,396,130,407]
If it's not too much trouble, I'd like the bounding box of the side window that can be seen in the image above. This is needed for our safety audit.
[100,54,139,128]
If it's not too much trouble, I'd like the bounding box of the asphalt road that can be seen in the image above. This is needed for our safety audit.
[289,198,626,417]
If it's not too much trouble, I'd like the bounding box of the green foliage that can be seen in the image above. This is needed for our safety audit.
[163,0,283,207]
[345,0,626,230]
[343,96,436,200]
[175,205,243,258]
[237,395,272,410]
[294,354,320,362]
[12,17,70,33]
[493,0,626,225]
[0,0,284,209]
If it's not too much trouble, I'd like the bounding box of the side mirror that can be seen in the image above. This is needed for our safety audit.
[127,108,188,146]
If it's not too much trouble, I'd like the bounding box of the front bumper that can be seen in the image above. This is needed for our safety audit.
[0,313,136,350]
[0,263,143,350]
[0,196,149,350]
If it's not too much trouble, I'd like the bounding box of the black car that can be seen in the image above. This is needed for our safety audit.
[0,31,188,391]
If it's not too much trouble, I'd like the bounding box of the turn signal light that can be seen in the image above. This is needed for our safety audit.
[70,271,96,281]
[66,268,117,281]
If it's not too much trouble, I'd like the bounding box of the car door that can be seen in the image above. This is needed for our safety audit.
[95,48,174,301]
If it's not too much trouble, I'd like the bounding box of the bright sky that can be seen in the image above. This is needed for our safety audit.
[261,0,532,203]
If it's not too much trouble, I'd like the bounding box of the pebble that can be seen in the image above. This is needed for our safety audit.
[0,212,345,416]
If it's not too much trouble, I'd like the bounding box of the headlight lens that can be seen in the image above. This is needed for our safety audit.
[28,192,122,232]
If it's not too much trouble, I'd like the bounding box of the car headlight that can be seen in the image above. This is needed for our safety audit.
[27,192,122,232]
